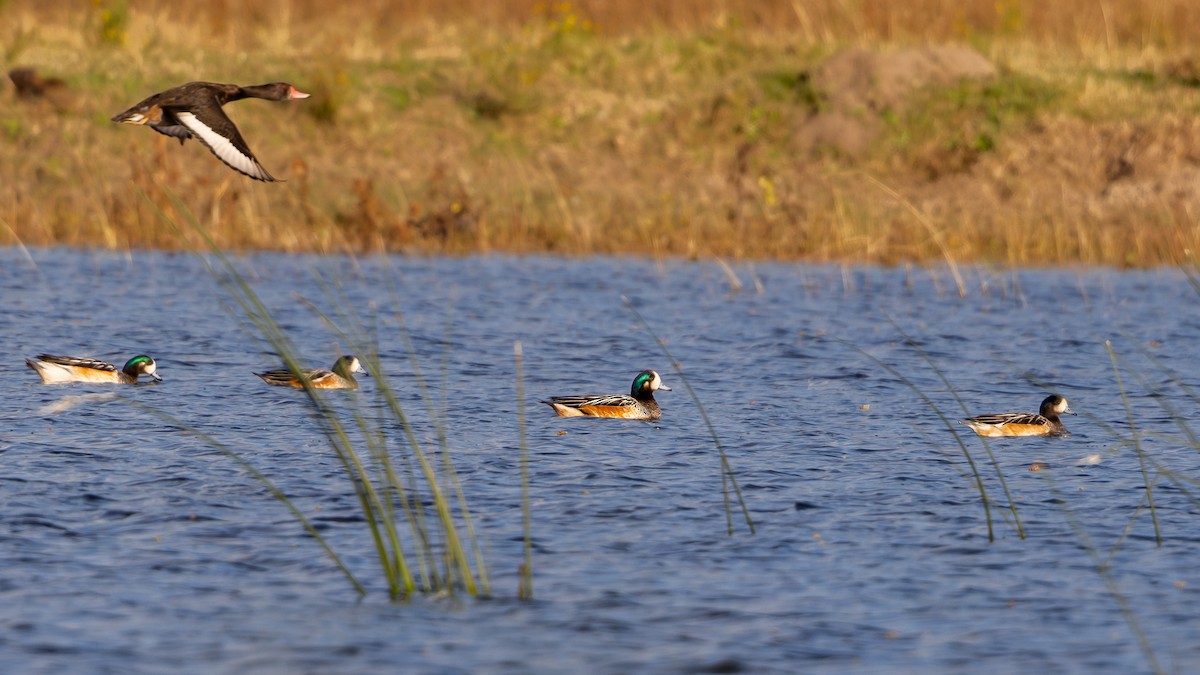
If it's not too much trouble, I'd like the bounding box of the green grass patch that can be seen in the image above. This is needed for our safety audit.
[887,73,1061,161]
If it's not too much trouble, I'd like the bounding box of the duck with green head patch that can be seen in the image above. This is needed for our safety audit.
[26,354,162,384]
[256,355,367,390]
[543,370,671,420]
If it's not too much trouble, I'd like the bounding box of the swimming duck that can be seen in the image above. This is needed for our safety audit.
[26,354,162,384]
[543,370,671,420]
[111,81,310,182]
[256,355,366,390]
[961,394,1075,437]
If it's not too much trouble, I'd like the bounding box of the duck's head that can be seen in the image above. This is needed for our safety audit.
[1040,394,1073,417]
[124,355,162,382]
[245,82,311,101]
[112,108,154,125]
[334,355,366,377]
[632,370,670,398]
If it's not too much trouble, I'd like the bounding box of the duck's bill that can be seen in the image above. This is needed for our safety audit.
[288,87,311,99]
[659,384,672,391]
[150,373,163,382]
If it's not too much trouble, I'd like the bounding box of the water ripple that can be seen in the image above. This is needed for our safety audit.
[1,250,1198,672]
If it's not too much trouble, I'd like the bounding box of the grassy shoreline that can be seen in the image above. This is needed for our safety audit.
[4,1,1200,266]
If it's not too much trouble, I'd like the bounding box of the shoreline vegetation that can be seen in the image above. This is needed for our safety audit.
[4,0,1200,266]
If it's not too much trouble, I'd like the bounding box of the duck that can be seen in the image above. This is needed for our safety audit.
[26,354,162,384]
[111,81,310,182]
[9,67,67,99]
[9,67,72,112]
[961,394,1075,437]
[256,355,366,390]
[543,370,671,420]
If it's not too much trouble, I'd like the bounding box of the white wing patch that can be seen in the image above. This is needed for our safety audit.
[28,360,76,383]
[175,111,276,182]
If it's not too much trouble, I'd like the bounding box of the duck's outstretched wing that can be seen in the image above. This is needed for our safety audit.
[174,108,277,182]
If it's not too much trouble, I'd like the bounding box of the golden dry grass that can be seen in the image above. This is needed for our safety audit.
[4,0,1200,264]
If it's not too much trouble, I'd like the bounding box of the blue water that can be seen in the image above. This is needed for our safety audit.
[2,247,1198,673]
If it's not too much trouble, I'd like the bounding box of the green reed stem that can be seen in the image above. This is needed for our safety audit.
[127,401,366,595]
[176,199,415,597]
[835,335,998,541]
[306,277,485,594]
[1181,262,1200,298]
[210,253,412,596]
[1105,340,1162,546]
[515,341,534,600]
[137,183,510,598]
[886,320,1024,539]
[1120,328,1200,445]
[298,286,436,588]
[429,291,491,594]
[622,296,755,535]
[1043,475,1164,675]
[1109,335,1200,514]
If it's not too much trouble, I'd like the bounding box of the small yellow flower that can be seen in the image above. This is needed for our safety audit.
[757,176,778,207]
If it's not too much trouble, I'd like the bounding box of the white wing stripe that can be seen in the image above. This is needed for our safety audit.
[175,111,273,181]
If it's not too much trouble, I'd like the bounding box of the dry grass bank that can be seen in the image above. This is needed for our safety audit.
[4,0,1200,264]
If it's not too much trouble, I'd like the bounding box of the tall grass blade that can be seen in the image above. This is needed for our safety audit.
[621,296,755,535]
[307,281,489,590]
[834,335,999,541]
[860,174,966,297]
[127,401,366,596]
[1104,340,1162,546]
[303,272,486,595]
[136,181,486,599]
[1048,477,1164,675]
[886,320,1025,539]
[515,341,534,600]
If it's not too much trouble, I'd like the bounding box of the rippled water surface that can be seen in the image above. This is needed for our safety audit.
[3,248,1199,673]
